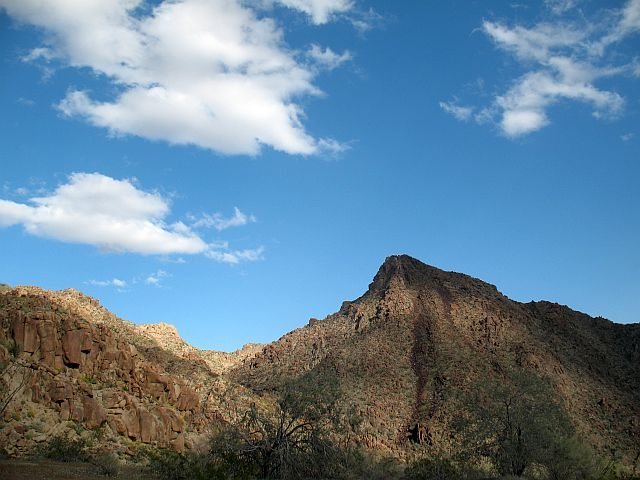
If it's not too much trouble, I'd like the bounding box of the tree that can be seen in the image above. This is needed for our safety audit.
[209,370,360,479]
[456,366,575,477]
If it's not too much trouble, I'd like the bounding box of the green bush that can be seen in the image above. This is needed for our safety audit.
[37,433,90,462]
[92,453,120,477]
[144,448,254,480]
[404,457,461,480]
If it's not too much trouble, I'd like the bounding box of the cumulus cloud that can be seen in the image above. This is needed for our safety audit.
[191,207,256,231]
[308,44,352,70]
[0,173,262,263]
[0,0,351,155]
[0,172,205,255]
[485,23,625,137]
[444,1,639,138]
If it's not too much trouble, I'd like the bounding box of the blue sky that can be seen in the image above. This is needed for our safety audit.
[0,0,638,351]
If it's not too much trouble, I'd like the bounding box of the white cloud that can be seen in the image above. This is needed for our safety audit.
[317,137,351,156]
[88,278,128,288]
[145,269,169,286]
[0,173,262,263]
[545,0,578,15]
[191,207,256,231]
[271,0,353,24]
[439,101,473,121]
[0,172,206,254]
[495,66,624,137]
[88,270,172,289]
[21,47,54,62]
[308,44,352,70]
[621,132,634,141]
[205,245,265,265]
[0,0,348,155]
[444,2,639,138]
[482,21,586,62]
[597,0,640,50]
[349,7,384,33]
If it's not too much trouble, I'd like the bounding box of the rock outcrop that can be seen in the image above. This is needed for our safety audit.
[0,287,241,456]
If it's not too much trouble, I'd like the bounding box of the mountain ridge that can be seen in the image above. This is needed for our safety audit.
[1,255,638,469]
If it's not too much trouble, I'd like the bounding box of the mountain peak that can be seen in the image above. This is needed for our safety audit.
[367,254,433,293]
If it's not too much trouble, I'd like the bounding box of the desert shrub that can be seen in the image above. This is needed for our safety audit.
[203,370,360,479]
[144,447,252,480]
[37,433,90,462]
[404,456,461,480]
[595,462,640,480]
[91,453,120,476]
[144,449,190,480]
[146,441,403,480]
[452,367,582,478]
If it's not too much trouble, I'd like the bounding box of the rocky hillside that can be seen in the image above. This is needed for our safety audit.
[230,255,640,465]
[1,255,639,468]
[0,287,259,457]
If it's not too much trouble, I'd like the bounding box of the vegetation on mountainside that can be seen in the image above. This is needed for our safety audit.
[455,368,575,476]
[143,367,640,480]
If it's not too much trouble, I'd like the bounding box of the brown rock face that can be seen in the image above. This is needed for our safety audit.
[37,321,57,367]
[23,319,39,353]
[123,410,140,440]
[0,287,210,456]
[83,395,106,429]
[62,329,84,367]
[138,408,156,443]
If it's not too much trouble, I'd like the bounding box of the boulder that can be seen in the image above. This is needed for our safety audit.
[49,380,71,403]
[107,415,127,436]
[102,391,122,410]
[123,410,139,440]
[83,395,106,429]
[138,408,156,443]
[176,390,199,412]
[70,401,84,422]
[171,433,185,453]
[62,330,84,367]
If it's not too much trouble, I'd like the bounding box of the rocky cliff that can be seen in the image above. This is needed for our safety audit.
[0,287,257,457]
[1,256,639,467]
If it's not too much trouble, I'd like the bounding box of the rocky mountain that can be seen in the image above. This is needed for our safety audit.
[230,255,640,465]
[1,255,639,468]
